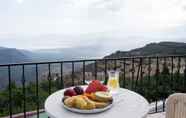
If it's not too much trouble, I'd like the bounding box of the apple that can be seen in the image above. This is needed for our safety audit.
[64,89,77,97]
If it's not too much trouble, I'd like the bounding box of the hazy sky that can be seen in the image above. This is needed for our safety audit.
[0,0,186,52]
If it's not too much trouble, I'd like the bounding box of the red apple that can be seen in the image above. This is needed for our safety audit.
[100,85,108,92]
[64,89,77,97]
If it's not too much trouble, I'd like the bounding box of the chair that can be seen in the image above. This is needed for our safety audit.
[165,93,186,118]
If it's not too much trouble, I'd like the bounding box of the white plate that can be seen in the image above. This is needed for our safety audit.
[62,101,113,114]
[61,86,113,114]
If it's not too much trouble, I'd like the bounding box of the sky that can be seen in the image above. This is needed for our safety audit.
[0,0,186,54]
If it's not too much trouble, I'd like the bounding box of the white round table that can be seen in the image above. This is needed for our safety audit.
[45,87,149,118]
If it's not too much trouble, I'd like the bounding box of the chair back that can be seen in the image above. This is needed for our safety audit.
[166,93,186,118]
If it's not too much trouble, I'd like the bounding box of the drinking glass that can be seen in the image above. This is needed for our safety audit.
[107,70,120,94]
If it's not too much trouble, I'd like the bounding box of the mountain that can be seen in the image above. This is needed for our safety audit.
[0,47,31,64]
[0,47,33,89]
[85,42,186,72]
[104,42,186,58]
[1,41,186,88]
[0,46,102,89]
[29,46,103,61]
[0,45,103,64]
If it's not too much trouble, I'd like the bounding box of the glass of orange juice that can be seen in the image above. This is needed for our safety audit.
[107,70,120,93]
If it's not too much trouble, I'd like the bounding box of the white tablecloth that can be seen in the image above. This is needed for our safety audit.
[45,87,149,118]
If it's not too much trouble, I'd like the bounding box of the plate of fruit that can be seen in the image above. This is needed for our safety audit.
[62,80,113,114]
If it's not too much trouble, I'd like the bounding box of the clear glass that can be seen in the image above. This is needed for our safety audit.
[107,70,120,93]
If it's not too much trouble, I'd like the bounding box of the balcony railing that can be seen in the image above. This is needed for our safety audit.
[0,55,186,117]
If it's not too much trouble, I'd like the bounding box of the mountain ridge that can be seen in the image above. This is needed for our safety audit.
[0,41,185,65]
[104,42,186,58]
[0,41,186,88]
[0,47,31,64]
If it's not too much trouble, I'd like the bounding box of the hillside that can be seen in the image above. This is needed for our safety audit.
[104,42,186,58]
[30,46,103,61]
[85,42,186,72]
[0,47,33,88]
[0,47,31,64]
[0,41,186,88]
[0,46,102,88]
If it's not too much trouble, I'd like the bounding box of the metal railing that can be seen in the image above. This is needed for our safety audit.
[0,55,186,117]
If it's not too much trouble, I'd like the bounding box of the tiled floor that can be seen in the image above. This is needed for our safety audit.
[148,112,165,118]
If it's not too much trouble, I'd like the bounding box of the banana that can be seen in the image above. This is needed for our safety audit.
[83,96,109,109]
[74,96,87,109]
[64,96,76,108]
[63,93,112,110]
[82,96,96,110]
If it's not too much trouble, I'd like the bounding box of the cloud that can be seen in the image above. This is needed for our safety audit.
[1,0,186,34]
[0,0,186,50]
[16,0,24,5]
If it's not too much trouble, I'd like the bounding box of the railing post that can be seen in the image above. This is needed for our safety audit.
[177,57,181,80]
[48,64,51,95]
[171,56,174,91]
[131,58,135,90]
[122,59,126,88]
[47,64,51,118]
[22,65,26,118]
[155,57,159,112]
[140,58,143,93]
[162,57,167,112]
[148,57,151,88]
[60,62,64,89]
[71,62,75,86]
[104,59,108,85]
[135,58,141,91]
[83,61,86,85]
[94,61,97,80]
[35,64,39,118]
[147,57,151,102]
[8,65,12,118]
[184,58,186,92]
